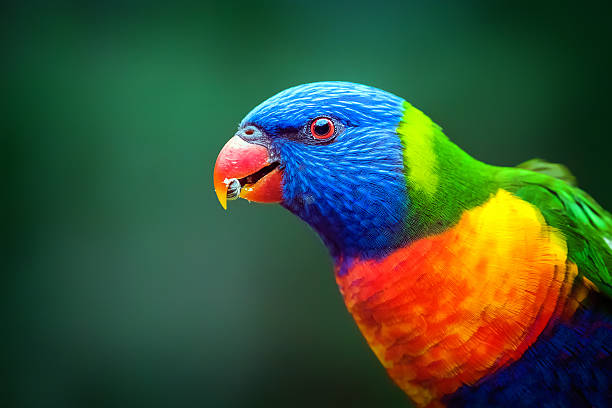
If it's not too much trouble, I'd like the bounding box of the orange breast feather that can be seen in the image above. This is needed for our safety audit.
[336,190,579,407]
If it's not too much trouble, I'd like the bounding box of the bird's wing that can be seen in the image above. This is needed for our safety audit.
[500,164,612,300]
[515,158,578,186]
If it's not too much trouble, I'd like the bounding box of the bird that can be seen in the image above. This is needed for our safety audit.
[213,81,612,407]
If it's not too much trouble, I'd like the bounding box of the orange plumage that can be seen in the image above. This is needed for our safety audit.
[335,190,581,407]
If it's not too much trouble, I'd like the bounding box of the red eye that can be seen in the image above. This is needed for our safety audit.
[310,117,335,140]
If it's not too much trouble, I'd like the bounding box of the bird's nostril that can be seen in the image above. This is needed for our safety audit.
[245,128,254,135]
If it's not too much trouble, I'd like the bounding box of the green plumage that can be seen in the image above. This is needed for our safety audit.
[499,163,612,298]
[400,102,612,299]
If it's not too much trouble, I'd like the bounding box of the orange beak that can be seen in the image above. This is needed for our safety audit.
[213,136,283,209]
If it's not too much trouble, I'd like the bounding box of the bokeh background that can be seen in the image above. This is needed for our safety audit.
[4,1,611,407]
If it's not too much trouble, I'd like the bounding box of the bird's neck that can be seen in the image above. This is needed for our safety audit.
[397,102,499,240]
[283,103,500,264]
[334,189,583,406]
[331,103,498,266]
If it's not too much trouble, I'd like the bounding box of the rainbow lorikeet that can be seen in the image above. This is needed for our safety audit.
[213,82,612,407]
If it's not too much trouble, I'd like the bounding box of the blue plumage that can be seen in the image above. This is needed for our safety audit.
[445,293,612,407]
[242,82,404,132]
[242,82,411,258]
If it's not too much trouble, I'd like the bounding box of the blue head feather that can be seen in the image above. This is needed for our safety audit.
[241,82,409,260]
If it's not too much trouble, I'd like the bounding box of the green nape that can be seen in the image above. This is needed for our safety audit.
[395,101,612,300]
[397,101,498,239]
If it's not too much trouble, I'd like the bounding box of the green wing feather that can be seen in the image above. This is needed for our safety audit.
[498,160,612,299]
[515,158,578,187]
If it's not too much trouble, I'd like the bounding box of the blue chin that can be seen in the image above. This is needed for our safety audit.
[278,128,410,260]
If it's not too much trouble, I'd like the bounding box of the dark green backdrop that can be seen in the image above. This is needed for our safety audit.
[4,1,611,407]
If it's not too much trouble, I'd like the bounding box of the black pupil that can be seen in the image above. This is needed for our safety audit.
[314,119,331,136]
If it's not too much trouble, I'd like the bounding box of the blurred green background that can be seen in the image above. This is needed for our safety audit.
[4,1,611,407]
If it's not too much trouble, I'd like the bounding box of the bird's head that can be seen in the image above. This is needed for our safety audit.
[214,82,414,259]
